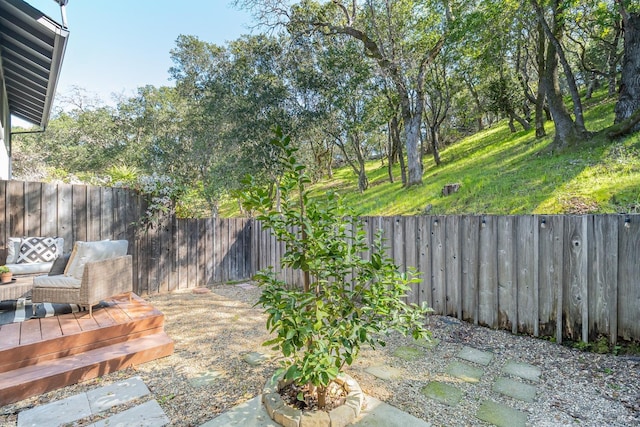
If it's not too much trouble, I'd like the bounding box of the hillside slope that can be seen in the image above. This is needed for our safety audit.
[222,93,640,217]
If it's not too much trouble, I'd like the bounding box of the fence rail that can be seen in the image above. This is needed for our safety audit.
[1,180,638,343]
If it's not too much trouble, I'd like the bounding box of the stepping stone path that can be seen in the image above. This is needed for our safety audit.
[376,340,542,427]
[17,376,169,427]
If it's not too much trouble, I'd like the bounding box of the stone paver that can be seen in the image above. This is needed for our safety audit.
[392,346,424,361]
[18,393,92,427]
[364,365,403,380]
[445,361,485,383]
[91,400,169,427]
[244,351,271,366]
[493,377,537,403]
[476,400,527,427]
[456,346,493,366]
[420,381,464,406]
[188,369,224,387]
[86,375,150,413]
[415,337,440,350]
[502,360,541,382]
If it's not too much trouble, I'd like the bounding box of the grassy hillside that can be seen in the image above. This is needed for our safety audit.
[221,92,640,217]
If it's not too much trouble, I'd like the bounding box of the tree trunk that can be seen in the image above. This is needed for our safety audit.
[397,136,407,187]
[608,21,622,96]
[464,75,484,131]
[403,111,423,186]
[535,22,547,138]
[357,170,369,193]
[533,0,588,137]
[430,126,441,166]
[387,127,394,183]
[537,1,583,148]
[508,109,532,131]
[508,117,517,133]
[614,11,640,132]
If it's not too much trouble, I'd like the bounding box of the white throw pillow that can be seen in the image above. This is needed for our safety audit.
[6,237,21,264]
[64,240,128,280]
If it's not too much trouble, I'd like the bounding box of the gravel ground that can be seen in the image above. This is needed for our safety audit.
[1,283,638,427]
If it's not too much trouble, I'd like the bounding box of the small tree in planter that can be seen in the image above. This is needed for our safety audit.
[240,128,431,410]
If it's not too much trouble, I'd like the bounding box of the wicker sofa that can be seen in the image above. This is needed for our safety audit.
[32,240,133,317]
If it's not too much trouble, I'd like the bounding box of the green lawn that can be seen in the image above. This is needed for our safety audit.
[220,92,640,217]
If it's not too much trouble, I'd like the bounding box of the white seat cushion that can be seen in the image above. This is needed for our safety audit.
[7,262,54,275]
[33,275,81,289]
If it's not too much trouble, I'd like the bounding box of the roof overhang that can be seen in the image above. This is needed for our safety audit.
[0,0,69,128]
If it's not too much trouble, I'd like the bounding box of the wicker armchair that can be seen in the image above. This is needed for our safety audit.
[32,255,133,317]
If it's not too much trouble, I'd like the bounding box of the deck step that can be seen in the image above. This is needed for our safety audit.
[0,332,174,406]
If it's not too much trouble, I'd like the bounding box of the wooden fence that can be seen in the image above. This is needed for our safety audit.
[254,215,640,345]
[0,181,253,295]
[2,180,639,343]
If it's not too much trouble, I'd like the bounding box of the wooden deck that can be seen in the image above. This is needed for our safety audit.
[0,293,174,406]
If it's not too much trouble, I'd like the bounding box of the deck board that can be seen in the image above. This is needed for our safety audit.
[19,319,42,345]
[40,317,63,341]
[0,322,21,350]
[58,313,82,335]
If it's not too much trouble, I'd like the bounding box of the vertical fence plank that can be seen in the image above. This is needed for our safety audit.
[515,216,538,335]
[588,215,618,343]
[41,183,58,240]
[100,187,113,241]
[25,182,41,237]
[479,216,498,328]
[166,215,178,292]
[563,215,589,342]
[404,216,419,304]
[8,181,25,238]
[538,215,564,340]
[157,214,170,292]
[445,216,461,318]
[393,216,406,272]
[497,216,516,333]
[87,186,101,241]
[431,216,446,315]
[205,217,214,286]
[56,184,72,249]
[461,215,479,324]
[417,216,432,307]
[72,185,87,243]
[617,214,640,342]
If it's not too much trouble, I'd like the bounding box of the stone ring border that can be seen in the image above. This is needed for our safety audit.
[262,372,365,427]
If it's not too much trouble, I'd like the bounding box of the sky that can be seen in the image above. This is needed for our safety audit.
[23,0,255,109]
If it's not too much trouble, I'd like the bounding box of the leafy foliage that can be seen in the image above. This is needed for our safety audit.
[240,127,431,407]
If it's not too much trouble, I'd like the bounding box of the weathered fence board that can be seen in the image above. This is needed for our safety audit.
[445,215,461,318]
[588,215,618,344]
[461,215,479,324]
[538,216,564,340]
[563,215,589,342]
[431,216,446,315]
[617,216,640,342]
[479,216,498,328]
[497,216,516,333]
[417,216,431,307]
